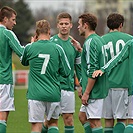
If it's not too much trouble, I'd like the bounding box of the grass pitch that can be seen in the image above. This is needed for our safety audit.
[7,88,84,133]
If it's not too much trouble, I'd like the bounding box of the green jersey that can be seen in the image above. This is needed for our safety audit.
[21,40,71,102]
[50,35,81,91]
[102,31,132,88]
[81,34,108,99]
[0,25,24,84]
[101,39,133,95]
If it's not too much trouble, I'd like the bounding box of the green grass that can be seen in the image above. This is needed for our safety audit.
[7,89,30,133]
[7,88,105,133]
[7,88,84,133]
[12,52,29,70]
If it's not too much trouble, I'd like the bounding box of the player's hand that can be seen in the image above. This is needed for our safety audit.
[81,92,89,106]
[31,35,38,43]
[92,70,104,78]
[77,86,82,99]
[69,36,82,52]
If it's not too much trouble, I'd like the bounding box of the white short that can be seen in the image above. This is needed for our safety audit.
[80,104,86,112]
[128,95,133,119]
[0,84,15,111]
[28,100,60,123]
[60,90,75,113]
[102,88,129,119]
[80,99,104,119]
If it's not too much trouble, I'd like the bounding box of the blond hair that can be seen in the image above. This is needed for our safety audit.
[36,19,50,36]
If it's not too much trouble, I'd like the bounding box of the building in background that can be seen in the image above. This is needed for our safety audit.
[24,0,133,38]
[84,0,133,35]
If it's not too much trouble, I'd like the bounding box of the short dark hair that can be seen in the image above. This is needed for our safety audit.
[0,6,17,22]
[56,12,72,23]
[107,13,124,30]
[79,13,97,31]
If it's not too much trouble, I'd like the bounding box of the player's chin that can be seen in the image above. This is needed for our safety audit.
[79,32,85,36]
[61,32,69,36]
[7,27,13,30]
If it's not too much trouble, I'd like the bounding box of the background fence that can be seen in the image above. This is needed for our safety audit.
[13,70,29,88]
[13,70,80,89]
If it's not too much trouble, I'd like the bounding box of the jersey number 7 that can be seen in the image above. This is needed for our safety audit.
[38,54,50,74]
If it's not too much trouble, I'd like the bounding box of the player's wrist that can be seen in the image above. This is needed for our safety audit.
[100,68,105,73]
[84,91,90,95]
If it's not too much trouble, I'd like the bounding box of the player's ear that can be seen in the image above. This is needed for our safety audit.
[119,23,123,28]
[84,23,88,29]
[57,23,59,29]
[70,23,73,28]
[3,16,8,23]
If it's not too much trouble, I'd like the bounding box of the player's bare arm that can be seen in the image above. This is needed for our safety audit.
[92,70,104,78]
[69,35,82,52]
[81,78,96,106]
[77,86,82,99]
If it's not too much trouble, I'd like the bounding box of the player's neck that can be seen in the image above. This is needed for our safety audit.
[85,31,95,39]
[58,33,69,40]
[0,22,6,27]
[110,29,120,32]
[38,34,50,41]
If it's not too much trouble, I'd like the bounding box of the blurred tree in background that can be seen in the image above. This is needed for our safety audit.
[0,0,84,69]
[0,0,84,46]
[0,0,35,45]
[0,0,15,8]
[13,0,35,45]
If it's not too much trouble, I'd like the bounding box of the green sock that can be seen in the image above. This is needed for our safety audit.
[104,127,113,133]
[31,132,40,133]
[0,120,7,133]
[124,124,133,133]
[48,126,59,133]
[92,127,103,133]
[83,122,92,133]
[113,122,125,133]
[65,126,74,133]
[41,124,48,133]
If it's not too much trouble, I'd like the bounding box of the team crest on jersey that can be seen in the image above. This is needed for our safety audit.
[54,38,58,41]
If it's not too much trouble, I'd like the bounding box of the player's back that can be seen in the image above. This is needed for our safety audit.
[102,31,132,88]
[102,31,132,61]
[22,40,70,102]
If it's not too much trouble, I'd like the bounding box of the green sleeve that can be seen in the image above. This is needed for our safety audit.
[101,40,131,73]
[74,51,81,85]
[4,29,24,57]
[21,44,31,66]
[56,44,71,78]
[88,42,100,78]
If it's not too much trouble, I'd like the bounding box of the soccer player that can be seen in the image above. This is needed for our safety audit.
[101,13,132,133]
[46,12,81,133]
[0,6,24,133]
[92,39,133,133]
[77,13,108,133]
[21,19,71,133]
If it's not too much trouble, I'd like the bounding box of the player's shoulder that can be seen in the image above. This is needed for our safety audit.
[3,28,16,37]
[55,43,63,50]
[90,34,103,43]
[24,43,33,51]
[89,33,102,41]
[101,32,118,40]
[126,38,133,45]
[50,34,58,42]
[121,32,132,38]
